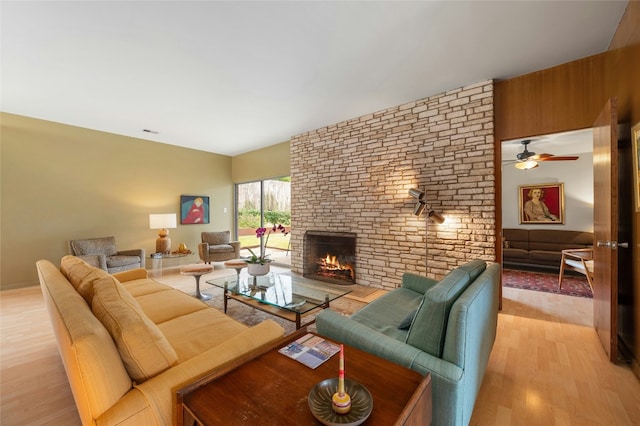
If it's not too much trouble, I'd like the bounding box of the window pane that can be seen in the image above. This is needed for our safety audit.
[237,181,261,250]
[235,177,290,265]
[263,177,291,251]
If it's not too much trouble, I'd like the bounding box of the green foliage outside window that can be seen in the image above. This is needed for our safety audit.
[237,209,291,229]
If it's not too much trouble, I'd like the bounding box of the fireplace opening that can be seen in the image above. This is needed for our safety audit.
[303,231,356,285]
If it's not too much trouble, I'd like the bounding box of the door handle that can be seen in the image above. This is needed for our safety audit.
[597,241,628,249]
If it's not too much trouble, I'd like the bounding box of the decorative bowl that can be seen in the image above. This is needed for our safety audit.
[308,378,373,426]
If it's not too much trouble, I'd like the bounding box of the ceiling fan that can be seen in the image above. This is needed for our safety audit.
[512,140,579,170]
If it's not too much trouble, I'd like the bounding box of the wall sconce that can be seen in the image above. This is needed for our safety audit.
[149,213,177,254]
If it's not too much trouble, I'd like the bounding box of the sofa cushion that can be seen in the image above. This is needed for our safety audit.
[400,260,487,332]
[91,275,178,383]
[158,308,249,362]
[208,244,235,253]
[502,229,529,250]
[106,255,142,269]
[530,250,562,263]
[503,248,529,261]
[121,278,174,298]
[405,260,487,357]
[351,287,422,341]
[134,289,209,324]
[71,237,118,256]
[60,255,110,304]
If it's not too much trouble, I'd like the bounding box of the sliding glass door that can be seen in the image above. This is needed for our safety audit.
[236,177,291,265]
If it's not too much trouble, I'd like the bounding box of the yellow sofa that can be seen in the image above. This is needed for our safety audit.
[36,255,285,425]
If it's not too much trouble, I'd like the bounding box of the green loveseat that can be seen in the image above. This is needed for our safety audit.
[316,260,500,426]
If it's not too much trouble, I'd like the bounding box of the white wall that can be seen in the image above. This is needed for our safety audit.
[502,153,594,231]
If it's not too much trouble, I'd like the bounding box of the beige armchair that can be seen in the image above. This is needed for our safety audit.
[69,236,145,273]
[198,231,241,263]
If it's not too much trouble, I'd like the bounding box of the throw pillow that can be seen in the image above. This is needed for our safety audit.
[405,259,486,357]
[92,275,178,383]
[60,255,110,304]
[398,309,417,330]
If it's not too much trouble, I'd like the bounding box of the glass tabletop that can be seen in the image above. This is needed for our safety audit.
[206,272,351,315]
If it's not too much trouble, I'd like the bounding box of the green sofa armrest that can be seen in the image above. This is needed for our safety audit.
[401,272,439,294]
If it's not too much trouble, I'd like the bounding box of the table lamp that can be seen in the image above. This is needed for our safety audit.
[149,213,177,254]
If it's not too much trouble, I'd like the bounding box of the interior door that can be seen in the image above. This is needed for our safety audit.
[592,98,619,362]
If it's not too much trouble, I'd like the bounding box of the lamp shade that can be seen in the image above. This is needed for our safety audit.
[408,188,425,200]
[413,202,426,216]
[149,213,177,229]
[428,210,445,224]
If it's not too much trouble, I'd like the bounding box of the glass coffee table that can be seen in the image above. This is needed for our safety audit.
[206,272,351,329]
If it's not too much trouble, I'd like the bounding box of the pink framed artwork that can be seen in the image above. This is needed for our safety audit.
[180,195,210,224]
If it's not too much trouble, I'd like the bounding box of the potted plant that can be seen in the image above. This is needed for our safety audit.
[244,224,289,275]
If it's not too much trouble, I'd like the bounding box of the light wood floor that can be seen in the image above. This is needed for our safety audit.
[1,269,639,425]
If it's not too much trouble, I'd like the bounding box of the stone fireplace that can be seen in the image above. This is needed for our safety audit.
[303,231,356,285]
[290,79,496,290]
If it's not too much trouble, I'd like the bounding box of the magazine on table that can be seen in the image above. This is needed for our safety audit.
[278,333,341,369]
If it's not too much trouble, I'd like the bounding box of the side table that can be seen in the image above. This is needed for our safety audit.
[177,330,432,425]
[146,253,196,278]
[223,258,247,284]
[180,264,214,301]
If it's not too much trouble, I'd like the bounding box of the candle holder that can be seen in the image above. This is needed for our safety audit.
[308,378,373,426]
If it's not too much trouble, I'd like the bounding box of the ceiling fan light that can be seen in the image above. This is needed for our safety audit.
[515,160,538,170]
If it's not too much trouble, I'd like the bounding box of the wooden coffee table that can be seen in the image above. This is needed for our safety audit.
[177,329,432,425]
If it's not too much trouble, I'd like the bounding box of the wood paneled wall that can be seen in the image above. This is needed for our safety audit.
[610,0,640,50]
[495,43,639,143]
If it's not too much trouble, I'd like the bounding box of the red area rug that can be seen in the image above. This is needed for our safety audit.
[503,269,593,298]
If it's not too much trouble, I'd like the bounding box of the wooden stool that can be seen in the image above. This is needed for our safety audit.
[224,259,247,285]
[180,264,214,301]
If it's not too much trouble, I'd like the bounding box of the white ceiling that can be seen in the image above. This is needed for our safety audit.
[1,1,627,156]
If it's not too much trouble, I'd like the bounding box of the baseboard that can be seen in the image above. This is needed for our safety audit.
[618,337,640,381]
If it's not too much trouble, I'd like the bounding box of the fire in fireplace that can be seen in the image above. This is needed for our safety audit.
[318,253,355,281]
[303,231,356,285]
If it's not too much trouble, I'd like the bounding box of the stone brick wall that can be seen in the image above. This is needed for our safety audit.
[291,80,495,289]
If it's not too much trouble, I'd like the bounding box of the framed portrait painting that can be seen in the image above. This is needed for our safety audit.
[519,183,565,224]
[180,195,210,224]
[632,122,640,212]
